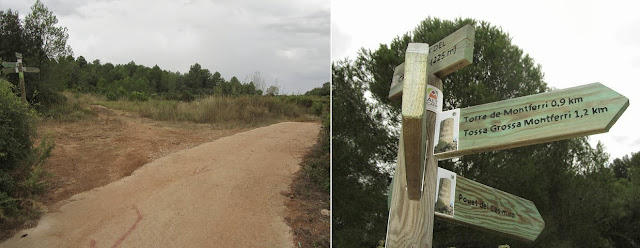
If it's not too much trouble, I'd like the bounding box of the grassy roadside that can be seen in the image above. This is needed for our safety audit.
[285,105,330,247]
[39,91,325,127]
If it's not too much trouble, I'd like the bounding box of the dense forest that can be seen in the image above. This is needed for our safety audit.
[333,17,640,247]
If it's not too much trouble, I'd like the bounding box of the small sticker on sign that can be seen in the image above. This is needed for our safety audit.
[425,87,443,113]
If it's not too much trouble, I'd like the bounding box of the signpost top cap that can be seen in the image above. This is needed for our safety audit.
[407,43,430,54]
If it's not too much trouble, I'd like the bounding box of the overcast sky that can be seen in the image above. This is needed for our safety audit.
[333,0,640,160]
[2,0,329,94]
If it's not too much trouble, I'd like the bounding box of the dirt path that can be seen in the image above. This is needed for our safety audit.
[2,121,320,247]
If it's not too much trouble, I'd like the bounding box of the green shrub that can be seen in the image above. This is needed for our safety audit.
[179,91,195,102]
[302,110,330,192]
[38,91,96,121]
[311,100,325,116]
[31,87,67,108]
[0,81,35,170]
[128,91,149,101]
[0,79,53,235]
[106,86,127,101]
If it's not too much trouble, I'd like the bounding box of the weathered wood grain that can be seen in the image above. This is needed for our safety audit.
[435,175,545,242]
[17,55,25,103]
[1,62,17,68]
[389,24,475,100]
[22,67,40,73]
[401,43,430,200]
[436,83,629,160]
[389,63,405,100]
[387,75,443,248]
[2,68,17,74]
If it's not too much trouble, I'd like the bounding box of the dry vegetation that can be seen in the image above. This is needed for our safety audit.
[96,95,320,128]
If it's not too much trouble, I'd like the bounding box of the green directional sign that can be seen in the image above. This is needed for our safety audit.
[389,24,475,100]
[2,68,18,74]
[434,168,545,242]
[2,62,17,68]
[22,67,40,73]
[436,83,629,159]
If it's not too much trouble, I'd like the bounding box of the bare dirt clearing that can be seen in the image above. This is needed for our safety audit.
[3,110,319,247]
[37,105,249,207]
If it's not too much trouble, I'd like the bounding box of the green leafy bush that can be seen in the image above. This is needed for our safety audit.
[106,86,127,101]
[179,91,195,102]
[31,87,67,108]
[128,91,149,101]
[0,79,53,236]
[0,81,35,170]
[302,106,330,192]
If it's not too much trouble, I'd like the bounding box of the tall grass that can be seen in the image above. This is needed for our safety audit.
[38,91,98,121]
[98,95,320,127]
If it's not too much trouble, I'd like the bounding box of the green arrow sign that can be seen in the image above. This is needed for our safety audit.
[433,168,545,242]
[2,68,18,74]
[22,67,40,73]
[2,62,17,68]
[389,24,475,99]
[436,83,629,159]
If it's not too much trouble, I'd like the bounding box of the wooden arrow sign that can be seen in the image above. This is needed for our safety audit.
[1,62,17,68]
[436,83,629,159]
[22,67,40,73]
[433,168,545,242]
[1,67,39,74]
[2,68,18,74]
[389,24,475,100]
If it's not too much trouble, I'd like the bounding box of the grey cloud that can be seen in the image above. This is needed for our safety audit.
[262,10,330,35]
[2,0,329,94]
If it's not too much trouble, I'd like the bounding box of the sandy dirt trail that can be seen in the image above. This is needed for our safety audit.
[2,122,320,248]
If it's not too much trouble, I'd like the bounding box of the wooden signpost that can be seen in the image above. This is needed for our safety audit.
[0,53,40,103]
[399,25,476,200]
[387,24,476,247]
[385,24,629,248]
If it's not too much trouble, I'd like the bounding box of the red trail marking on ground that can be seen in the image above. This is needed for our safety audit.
[193,166,211,175]
[89,205,143,248]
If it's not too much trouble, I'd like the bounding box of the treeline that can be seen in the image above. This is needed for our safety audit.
[1,1,312,109]
[47,57,269,101]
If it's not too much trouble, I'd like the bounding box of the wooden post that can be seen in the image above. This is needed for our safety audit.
[387,73,443,247]
[401,43,430,200]
[16,53,26,103]
[387,26,476,247]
